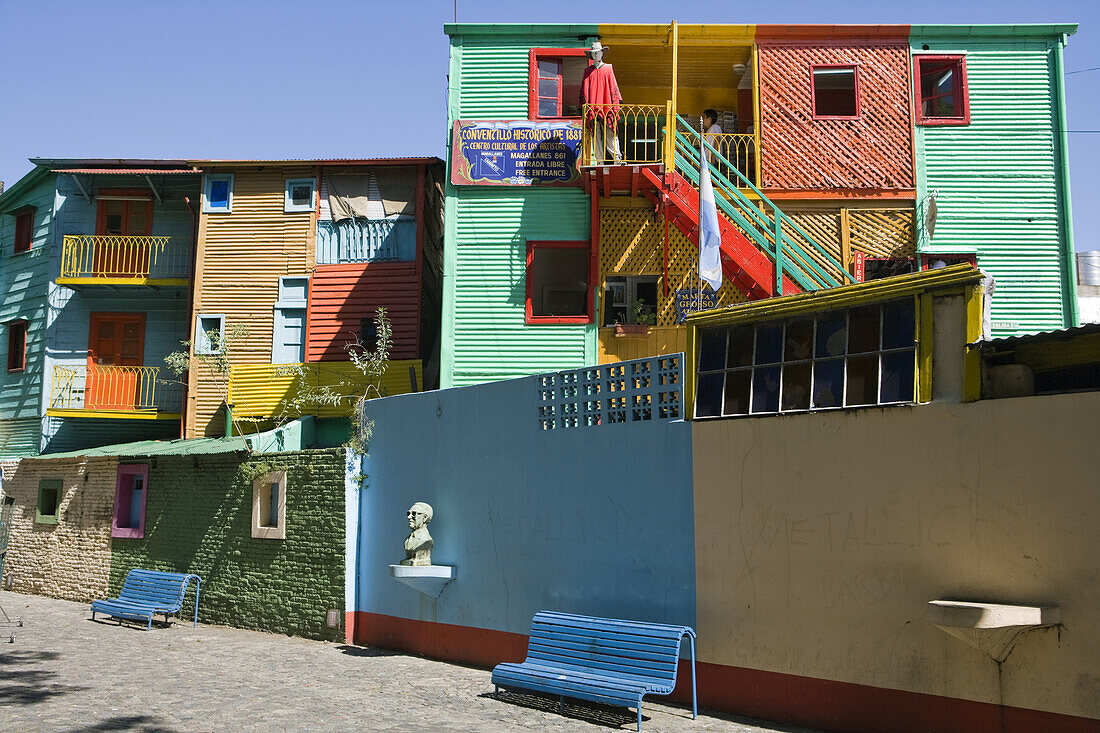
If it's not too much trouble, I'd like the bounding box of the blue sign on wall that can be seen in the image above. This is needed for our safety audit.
[675,288,719,323]
[451,120,583,186]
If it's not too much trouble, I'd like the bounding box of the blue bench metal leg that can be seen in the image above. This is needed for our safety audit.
[636,697,642,732]
[690,634,697,719]
[192,577,201,627]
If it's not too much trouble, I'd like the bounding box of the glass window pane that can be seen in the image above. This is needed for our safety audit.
[815,313,846,357]
[208,179,230,208]
[785,318,813,361]
[727,325,753,367]
[882,298,916,350]
[723,369,751,416]
[695,372,724,417]
[538,78,559,98]
[846,354,879,406]
[848,306,880,354]
[751,366,780,413]
[530,246,588,317]
[813,68,857,116]
[781,362,811,411]
[880,350,915,403]
[698,328,727,372]
[812,358,844,408]
[291,184,312,207]
[538,98,558,117]
[755,323,783,364]
[537,58,559,78]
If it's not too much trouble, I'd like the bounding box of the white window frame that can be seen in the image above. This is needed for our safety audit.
[202,173,234,214]
[284,178,316,213]
[194,313,226,355]
[251,470,287,540]
[272,277,309,363]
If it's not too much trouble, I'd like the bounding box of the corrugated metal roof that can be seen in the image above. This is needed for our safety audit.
[193,157,443,166]
[979,322,1100,350]
[51,168,200,175]
[23,435,251,461]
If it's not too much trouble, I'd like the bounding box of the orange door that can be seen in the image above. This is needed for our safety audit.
[94,193,152,276]
[86,314,146,410]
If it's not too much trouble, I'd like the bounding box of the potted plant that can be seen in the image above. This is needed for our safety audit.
[615,299,657,336]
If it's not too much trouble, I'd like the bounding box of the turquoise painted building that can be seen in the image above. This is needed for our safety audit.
[0,160,199,458]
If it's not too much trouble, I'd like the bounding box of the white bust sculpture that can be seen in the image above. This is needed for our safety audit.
[401,502,434,566]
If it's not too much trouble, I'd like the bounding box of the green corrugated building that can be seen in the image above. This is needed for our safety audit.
[440,22,1079,388]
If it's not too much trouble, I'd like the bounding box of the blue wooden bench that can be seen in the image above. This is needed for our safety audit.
[491,610,697,731]
[91,569,201,630]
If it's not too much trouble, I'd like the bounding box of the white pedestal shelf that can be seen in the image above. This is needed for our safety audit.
[928,600,1060,662]
[389,564,455,598]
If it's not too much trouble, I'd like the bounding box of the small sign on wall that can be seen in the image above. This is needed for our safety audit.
[675,288,719,323]
[853,251,865,282]
[451,120,583,186]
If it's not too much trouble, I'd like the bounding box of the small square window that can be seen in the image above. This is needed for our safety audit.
[914,55,969,126]
[811,66,859,119]
[526,241,592,324]
[251,470,286,540]
[36,479,61,525]
[529,49,588,119]
[284,178,316,213]
[195,314,226,355]
[202,174,234,213]
[7,320,27,372]
[13,208,34,254]
[112,464,148,539]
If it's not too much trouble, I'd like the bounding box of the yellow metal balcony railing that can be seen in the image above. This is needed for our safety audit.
[227,360,424,421]
[581,103,671,166]
[59,235,191,285]
[702,133,757,186]
[48,365,183,419]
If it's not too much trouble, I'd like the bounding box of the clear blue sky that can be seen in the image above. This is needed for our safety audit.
[1,0,1096,250]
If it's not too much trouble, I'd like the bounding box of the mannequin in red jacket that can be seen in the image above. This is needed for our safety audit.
[580,41,622,164]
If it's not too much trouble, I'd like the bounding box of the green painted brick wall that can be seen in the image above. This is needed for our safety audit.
[108,448,346,641]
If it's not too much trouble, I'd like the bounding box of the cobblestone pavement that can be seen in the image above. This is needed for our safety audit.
[0,593,822,733]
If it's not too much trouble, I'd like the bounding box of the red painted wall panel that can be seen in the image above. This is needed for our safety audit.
[758,42,915,191]
[307,262,420,362]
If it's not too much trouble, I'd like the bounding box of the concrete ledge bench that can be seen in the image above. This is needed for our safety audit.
[491,610,697,731]
[91,569,201,630]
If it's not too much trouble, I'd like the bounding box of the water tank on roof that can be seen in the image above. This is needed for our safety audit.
[1079,251,1100,286]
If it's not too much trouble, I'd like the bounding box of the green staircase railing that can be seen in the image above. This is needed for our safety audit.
[672,115,853,293]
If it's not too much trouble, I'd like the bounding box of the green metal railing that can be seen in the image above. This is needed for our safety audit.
[673,115,853,293]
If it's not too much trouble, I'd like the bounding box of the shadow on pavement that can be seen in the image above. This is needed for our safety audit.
[483,688,640,729]
[63,715,179,732]
[335,644,402,658]
[0,649,88,705]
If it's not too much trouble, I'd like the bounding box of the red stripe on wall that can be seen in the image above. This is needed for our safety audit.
[307,262,420,362]
[350,612,1100,733]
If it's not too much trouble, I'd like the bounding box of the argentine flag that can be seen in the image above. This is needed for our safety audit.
[697,137,723,292]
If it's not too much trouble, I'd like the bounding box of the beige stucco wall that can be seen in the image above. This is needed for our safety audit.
[693,391,1100,720]
[2,456,116,602]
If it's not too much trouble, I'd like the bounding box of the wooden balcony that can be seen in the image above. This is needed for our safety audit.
[57,235,191,287]
[227,360,423,422]
[47,365,183,420]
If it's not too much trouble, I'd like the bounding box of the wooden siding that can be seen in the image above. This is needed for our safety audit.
[0,173,56,426]
[782,202,916,269]
[599,203,746,328]
[758,41,914,191]
[307,262,420,362]
[228,360,422,421]
[911,37,1070,335]
[188,166,315,437]
[597,326,687,364]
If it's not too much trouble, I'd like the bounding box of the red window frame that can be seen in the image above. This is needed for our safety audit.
[7,320,27,372]
[914,55,969,126]
[528,48,589,120]
[809,64,861,120]
[13,207,34,254]
[525,240,595,325]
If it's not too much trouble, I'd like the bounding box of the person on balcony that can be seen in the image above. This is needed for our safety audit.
[702,109,723,164]
[581,41,622,164]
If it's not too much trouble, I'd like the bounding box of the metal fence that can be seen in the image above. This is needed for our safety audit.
[60,235,190,281]
[49,365,183,413]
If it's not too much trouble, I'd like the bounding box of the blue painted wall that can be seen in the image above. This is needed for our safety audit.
[0,172,57,445]
[357,373,696,637]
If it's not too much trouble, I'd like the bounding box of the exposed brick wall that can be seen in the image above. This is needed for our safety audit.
[2,457,116,602]
[109,448,346,641]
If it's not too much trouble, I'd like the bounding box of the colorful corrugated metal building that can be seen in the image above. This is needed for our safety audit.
[0,159,200,458]
[186,158,444,439]
[440,22,1079,387]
